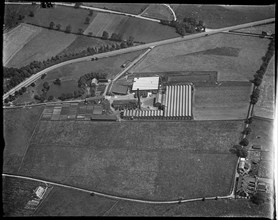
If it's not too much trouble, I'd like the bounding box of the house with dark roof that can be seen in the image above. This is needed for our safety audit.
[111,83,129,95]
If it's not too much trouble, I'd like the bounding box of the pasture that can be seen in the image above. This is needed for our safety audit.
[172,4,275,28]
[18,120,241,200]
[193,82,253,120]
[35,186,116,216]
[3,106,44,173]
[6,28,77,68]
[24,5,92,34]
[141,4,174,21]
[84,12,179,43]
[3,23,42,66]
[83,2,149,15]
[253,57,275,119]
[130,33,269,82]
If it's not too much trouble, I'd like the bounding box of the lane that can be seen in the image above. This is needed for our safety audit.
[2,173,233,204]
[3,11,275,100]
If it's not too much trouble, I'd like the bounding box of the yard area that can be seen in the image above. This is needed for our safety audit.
[3,23,42,66]
[18,120,241,200]
[6,28,77,68]
[141,4,174,21]
[3,106,44,173]
[171,4,275,28]
[24,5,93,34]
[193,82,253,120]
[84,12,179,43]
[83,2,149,15]
[253,57,275,119]
[130,33,269,82]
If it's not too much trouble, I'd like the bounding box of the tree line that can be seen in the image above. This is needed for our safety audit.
[160,17,205,36]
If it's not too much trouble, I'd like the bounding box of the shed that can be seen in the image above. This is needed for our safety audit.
[132,77,159,91]
[111,83,128,95]
[34,186,45,200]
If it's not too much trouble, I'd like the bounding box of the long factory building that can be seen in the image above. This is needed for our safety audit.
[163,84,193,119]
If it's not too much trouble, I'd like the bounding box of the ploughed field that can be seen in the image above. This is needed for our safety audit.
[17,120,241,200]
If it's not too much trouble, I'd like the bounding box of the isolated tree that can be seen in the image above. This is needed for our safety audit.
[88,32,93,36]
[43,82,50,90]
[127,36,135,46]
[79,28,83,34]
[53,78,61,85]
[56,24,61,30]
[242,127,252,135]
[239,138,249,147]
[120,41,127,48]
[88,10,93,16]
[29,11,34,17]
[230,145,241,155]
[85,17,90,24]
[49,21,55,29]
[102,31,109,40]
[48,95,54,101]
[31,82,36,87]
[238,147,248,158]
[65,25,72,33]
[251,192,268,205]
[21,86,26,93]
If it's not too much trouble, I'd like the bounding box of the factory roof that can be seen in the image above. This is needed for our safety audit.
[132,77,159,91]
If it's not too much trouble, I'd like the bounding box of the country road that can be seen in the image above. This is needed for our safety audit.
[3,17,275,100]
[2,173,233,205]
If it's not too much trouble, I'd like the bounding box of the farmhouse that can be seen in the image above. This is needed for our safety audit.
[132,77,159,92]
[34,186,46,200]
[163,84,193,119]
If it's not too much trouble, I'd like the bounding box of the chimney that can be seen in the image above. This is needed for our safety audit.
[137,88,141,109]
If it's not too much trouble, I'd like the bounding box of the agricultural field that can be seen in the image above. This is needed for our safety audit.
[171,4,275,28]
[6,28,77,68]
[236,23,275,34]
[3,23,42,66]
[193,82,253,120]
[18,120,241,200]
[248,117,274,153]
[253,57,275,119]
[141,4,174,21]
[130,33,269,82]
[4,4,38,32]
[3,106,44,173]
[83,2,149,15]
[57,35,117,57]
[35,186,117,216]
[24,5,93,34]
[83,12,179,43]
[2,176,46,217]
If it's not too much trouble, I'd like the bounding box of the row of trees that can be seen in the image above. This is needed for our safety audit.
[102,31,135,46]
[160,17,205,36]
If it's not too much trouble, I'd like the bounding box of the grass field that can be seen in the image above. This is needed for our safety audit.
[141,4,174,21]
[18,120,241,200]
[253,57,275,119]
[6,28,77,68]
[3,106,44,173]
[57,35,117,57]
[4,4,38,32]
[171,4,275,28]
[3,23,42,66]
[84,12,179,43]
[193,82,253,120]
[131,33,269,82]
[24,5,92,34]
[83,3,149,15]
[236,23,275,34]
[2,176,44,216]
[35,186,117,216]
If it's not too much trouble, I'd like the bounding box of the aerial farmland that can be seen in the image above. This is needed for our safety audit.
[3,2,275,217]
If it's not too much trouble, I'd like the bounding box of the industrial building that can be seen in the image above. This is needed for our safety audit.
[163,84,193,119]
[123,109,164,119]
[132,77,159,92]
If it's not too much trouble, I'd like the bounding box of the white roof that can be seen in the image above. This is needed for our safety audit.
[132,77,159,91]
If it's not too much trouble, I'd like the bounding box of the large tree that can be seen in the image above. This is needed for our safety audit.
[102,31,109,40]
[49,21,55,29]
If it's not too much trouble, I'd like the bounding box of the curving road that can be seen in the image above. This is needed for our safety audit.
[2,173,233,204]
[3,18,275,101]
[162,4,177,21]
